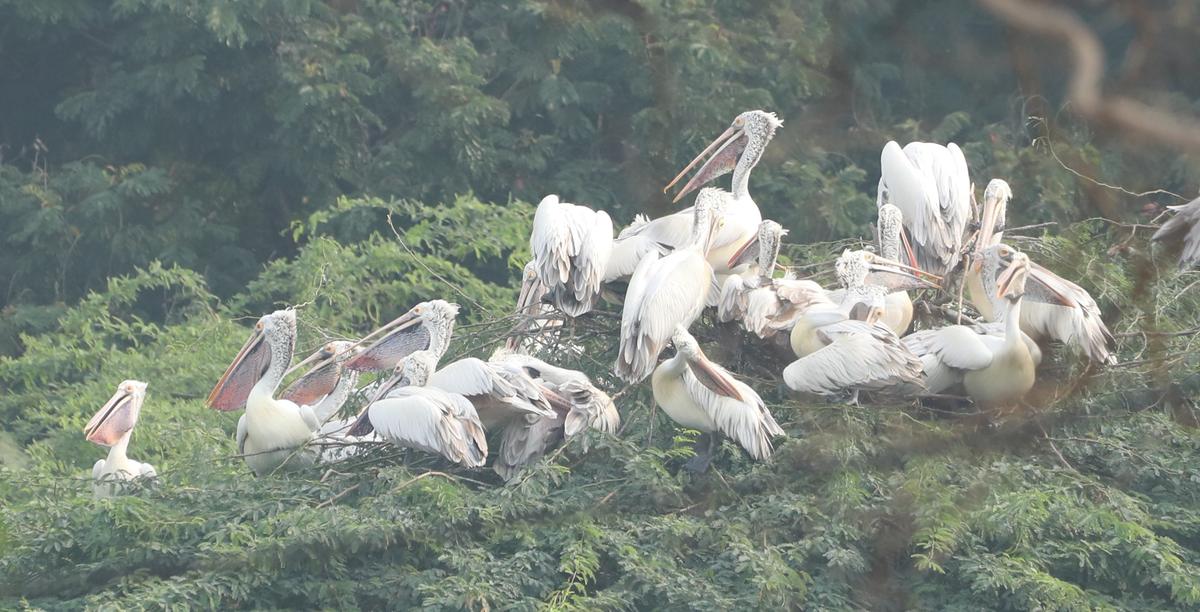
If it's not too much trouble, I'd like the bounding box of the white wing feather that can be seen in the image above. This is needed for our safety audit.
[682,366,783,461]
[616,251,711,381]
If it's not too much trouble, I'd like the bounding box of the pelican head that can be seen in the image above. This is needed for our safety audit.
[844,284,888,324]
[345,300,460,372]
[835,249,871,289]
[756,220,786,271]
[670,327,702,358]
[85,380,147,446]
[837,249,939,292]
[664,110,783,203]
[207,309,297,411]
[363,349,439,407]
[996,251,1030,302]
[976,178,1012,251]
[280,340,360,405]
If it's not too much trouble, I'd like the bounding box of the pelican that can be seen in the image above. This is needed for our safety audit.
[903,253,1038,405]
[718,219,785,325]
[624,110,781,275]
[530,195,613,317]
[506,262,562,352]
[1152,195,1200,269]
[782,287,924,399]
[207,309,330,476]
[346,350,487,467]
[491,349,620,436]
[877,204,919,334]
[616,188,723,382]
[427,355,557,430]
[652,327,783,472]
[85,380,156,497]
[793,250,934,357]
[280,340,362,426]
[877,140,972,275]
[345,300,460,372]
[973,188,1116,365]
[488,350,620,481]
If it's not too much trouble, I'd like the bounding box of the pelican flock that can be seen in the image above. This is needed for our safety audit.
[87,109,1134,493]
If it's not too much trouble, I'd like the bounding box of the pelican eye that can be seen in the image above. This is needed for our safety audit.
[255,322,264,330]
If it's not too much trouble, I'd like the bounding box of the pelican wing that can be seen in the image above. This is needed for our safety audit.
[605,234,671,282]
[903,325,995,371]
[617,251,712,382]
[1153,197,1200,269]
[1022,262,1116,364]
[783,321,923,395]
[530,196,614,316]
[879,141,971,274]
[493,413,565,482]
[617,208,694,250]
[717,274,752,323]
[367,388,486,467]
[235,414,249,455]
[682,362,783,461]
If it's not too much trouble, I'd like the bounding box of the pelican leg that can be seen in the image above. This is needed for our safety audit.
[683,432,719,474]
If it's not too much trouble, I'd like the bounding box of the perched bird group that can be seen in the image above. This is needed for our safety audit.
[86,109,1138,494]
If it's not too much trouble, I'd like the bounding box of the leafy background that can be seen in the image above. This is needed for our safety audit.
[2,0,1199,609]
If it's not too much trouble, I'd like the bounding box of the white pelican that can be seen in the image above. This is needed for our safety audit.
[624,110,781,275]
[972,190,1116,365]
[718,219,785,325]
[903,252,1038,405]
[488,350,620,481]
[530,195,614,316]
[616,188,723,382]
[428,355,557,429]
[782,287,924,399]
[345,300,460,372]
[652,327,783,472]
[876,203,920,334]
[810,249,935,350]
[280,340,361,426]
[506,262,561,352]
[346,350,487,467]
[85,380,156,497]
[1152,195,1200,269]
[208,309,328,476]
[877,140,972,275]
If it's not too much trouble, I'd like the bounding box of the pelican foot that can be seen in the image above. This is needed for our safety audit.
[683,432,717,474]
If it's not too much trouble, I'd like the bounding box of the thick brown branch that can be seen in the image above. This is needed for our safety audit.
[979,0,1200,154]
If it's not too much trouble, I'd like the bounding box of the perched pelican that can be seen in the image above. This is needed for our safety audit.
[345,300,460,372]
[280,340,361,426]
[347,350,487,467]
[876,204,919,334]
[491,349,620,436]
[428,355,557,429]
[1152,195,1200,269]
[506,262,561,352]
[798,250,934,355]
[783,287,924,399]
[488,350,620,481]
[530,195,613,317]
[718,219,786,325]
[973,190,1116,364]
[616,189,723,382]
[877,140,972,275]
[652,327,783,472]
[740,276,832,339]
[208,309,329,476]
[86,380,156,497]
[624,110,782,275]
[904,253,1038,405]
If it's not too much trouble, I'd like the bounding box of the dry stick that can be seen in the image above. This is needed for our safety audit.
[385,211,493,316]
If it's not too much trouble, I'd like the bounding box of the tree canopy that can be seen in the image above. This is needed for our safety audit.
[2,1,1199,610]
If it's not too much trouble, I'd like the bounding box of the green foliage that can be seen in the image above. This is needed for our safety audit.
[3,0,1200,609]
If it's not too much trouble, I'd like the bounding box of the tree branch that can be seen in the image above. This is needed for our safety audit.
[979,0,1200,154]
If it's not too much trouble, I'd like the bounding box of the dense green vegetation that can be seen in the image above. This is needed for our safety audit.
[2,1,1199,609]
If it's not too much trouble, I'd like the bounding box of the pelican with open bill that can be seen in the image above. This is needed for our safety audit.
[344,300,460,372]
[86,379,157,497]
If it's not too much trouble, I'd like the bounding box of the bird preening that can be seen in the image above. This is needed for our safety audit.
[88,110,1133,494]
